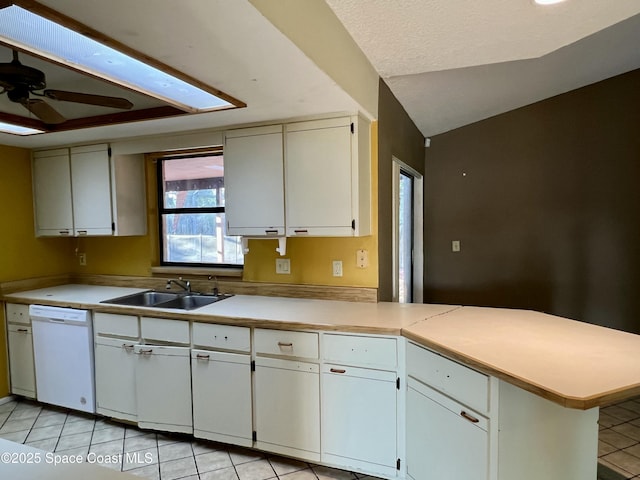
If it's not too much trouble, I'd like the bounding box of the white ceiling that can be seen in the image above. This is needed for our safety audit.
[2,0,640,148]
[326,0,640,137]
[0,0,361,148]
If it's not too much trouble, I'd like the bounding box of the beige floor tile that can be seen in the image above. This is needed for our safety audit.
[8,406,42,421]
[159,455,198,480]
[89,438,125,456]
[599,440,619,457]
[192,439,223,455]
[124,432,158,452]
[61,418,95,435]
[269,457,309,476]
[230,447,265,465]
[123,447,159,471]
[126,463,160,480]
[600,429,638,450]
[613,423,640,442]
[53,445,90,460]
[56,431,93,451]
[0,429,30,443]
[126,427,149,439]
[33,411,67,428]
[235,459,276,480]
[279,468,318,480]
[0,417,37,434]
[195,450,233,473]
[200,466,241,480]
[92,425,126,444]
[603,406,640,424]
[0,401,17,413]
[312,465,357,480]
[158,441,194,462]
[601,451,640,476]
[26,424,64,442]
[0,411,10,425]
[25,436,59,452]
[624,443,640,459]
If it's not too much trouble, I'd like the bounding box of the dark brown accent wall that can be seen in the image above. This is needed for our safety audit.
[378,80,426,301]
[425,68,640,333]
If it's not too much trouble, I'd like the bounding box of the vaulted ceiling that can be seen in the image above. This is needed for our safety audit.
[2,0,639,148]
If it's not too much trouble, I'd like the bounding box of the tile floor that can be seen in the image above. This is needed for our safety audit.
[3,397,640,479]
[598,397,640,479]
[0,399,372,480]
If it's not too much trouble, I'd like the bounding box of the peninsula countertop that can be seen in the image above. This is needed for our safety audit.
[4,284,640,410]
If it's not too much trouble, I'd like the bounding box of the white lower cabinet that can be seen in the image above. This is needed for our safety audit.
[95,337,138,421]
[135,344,192,434]
[322,365,399,476]
[94,312,139,422]
[7,324,36,398]
[407,378,488,480]
[254,357,320,461]
[191,349,252,447]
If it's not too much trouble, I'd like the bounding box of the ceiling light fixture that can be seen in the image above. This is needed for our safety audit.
[0,120,43,135]
[0,3,243,113]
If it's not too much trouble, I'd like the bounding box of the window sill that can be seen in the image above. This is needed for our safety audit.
[151,265,243,278]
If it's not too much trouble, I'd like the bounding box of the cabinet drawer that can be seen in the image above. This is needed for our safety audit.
[8,324,32,335]
[407,342,489,414]
[255,328,318,359]
[94,312,139,338]
[6,303,29,324]
[323,334,397,369]
[141,317,189,344]
[192,323,250,352]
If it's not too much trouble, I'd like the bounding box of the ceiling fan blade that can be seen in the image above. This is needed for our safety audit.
[44,89,133,110]
[21,99,66,124]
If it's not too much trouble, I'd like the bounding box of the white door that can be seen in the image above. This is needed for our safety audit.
[135,345,192,433]
[32,149,73,236]
[224,126,285,236]
[70,145,113,235]
[407,381,488,480]
[95,336,138,421]
[322,365,398,474]
[7,325,36,398]
[191,350,252,447]
[285,118,353,236]
[254,357,320,461]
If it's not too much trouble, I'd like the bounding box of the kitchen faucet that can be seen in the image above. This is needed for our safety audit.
[166,277,191,294]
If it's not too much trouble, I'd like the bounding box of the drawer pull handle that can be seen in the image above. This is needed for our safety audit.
[122,344,135,351]
[265,229,279,235]
[293,229,308,235]
[138,348,153,356]
[196,354,210,360]
[277,342,293,348]
[77,230,88,235]
[330,368,346,374]
[59,230,70,236]
[460,411,479,423]
[16,328,29,333]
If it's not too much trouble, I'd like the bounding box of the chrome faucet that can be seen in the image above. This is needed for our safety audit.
[166,277,191,294]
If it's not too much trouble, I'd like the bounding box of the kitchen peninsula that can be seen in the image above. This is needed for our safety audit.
[4,283,640,480]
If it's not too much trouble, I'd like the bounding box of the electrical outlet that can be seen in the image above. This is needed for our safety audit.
[78,253,87,266]
[452,240,461,252]
[356,249,369,268]
[276,258,290,274]
[332,260,343,277]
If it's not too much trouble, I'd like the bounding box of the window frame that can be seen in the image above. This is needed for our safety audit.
[155,147,243,269]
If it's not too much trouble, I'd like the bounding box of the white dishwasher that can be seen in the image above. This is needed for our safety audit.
[30,305,95,413]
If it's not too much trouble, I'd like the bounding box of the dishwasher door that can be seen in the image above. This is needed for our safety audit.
[30,305,95,413]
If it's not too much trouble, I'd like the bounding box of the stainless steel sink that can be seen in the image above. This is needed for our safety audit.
[101,291,231,310]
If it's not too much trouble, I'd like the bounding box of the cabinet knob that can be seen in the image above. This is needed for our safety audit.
[460,411,479,423]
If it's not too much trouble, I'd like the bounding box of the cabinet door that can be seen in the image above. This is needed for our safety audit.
[135,345,192,434]
[32,149,73,236]
[254,357,320,461]
[7,325,36,398]
[407,379,489,480]
[285,118,354,236]
[322,365,398,475]
[224,125,285,236]
[95,337,138,422]
[191,350,252,447]
[70,144,113,235]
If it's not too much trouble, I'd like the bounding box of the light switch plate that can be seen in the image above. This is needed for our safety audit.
[276,258,290,274]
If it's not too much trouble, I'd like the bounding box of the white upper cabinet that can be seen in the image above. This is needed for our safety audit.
[285,116,370,237]
[32,144,146,237]
[32,148,74,236]
[224,125,285,236]
[223,115,371,238]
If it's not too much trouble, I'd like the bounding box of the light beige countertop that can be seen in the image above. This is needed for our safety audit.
[403,306,640,409]
[0,439,138,480]
[4,284,640,409]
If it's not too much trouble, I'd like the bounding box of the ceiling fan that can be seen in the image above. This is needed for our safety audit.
[0,50,134,124]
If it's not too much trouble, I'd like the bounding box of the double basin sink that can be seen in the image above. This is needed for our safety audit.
[101,290,232,310]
